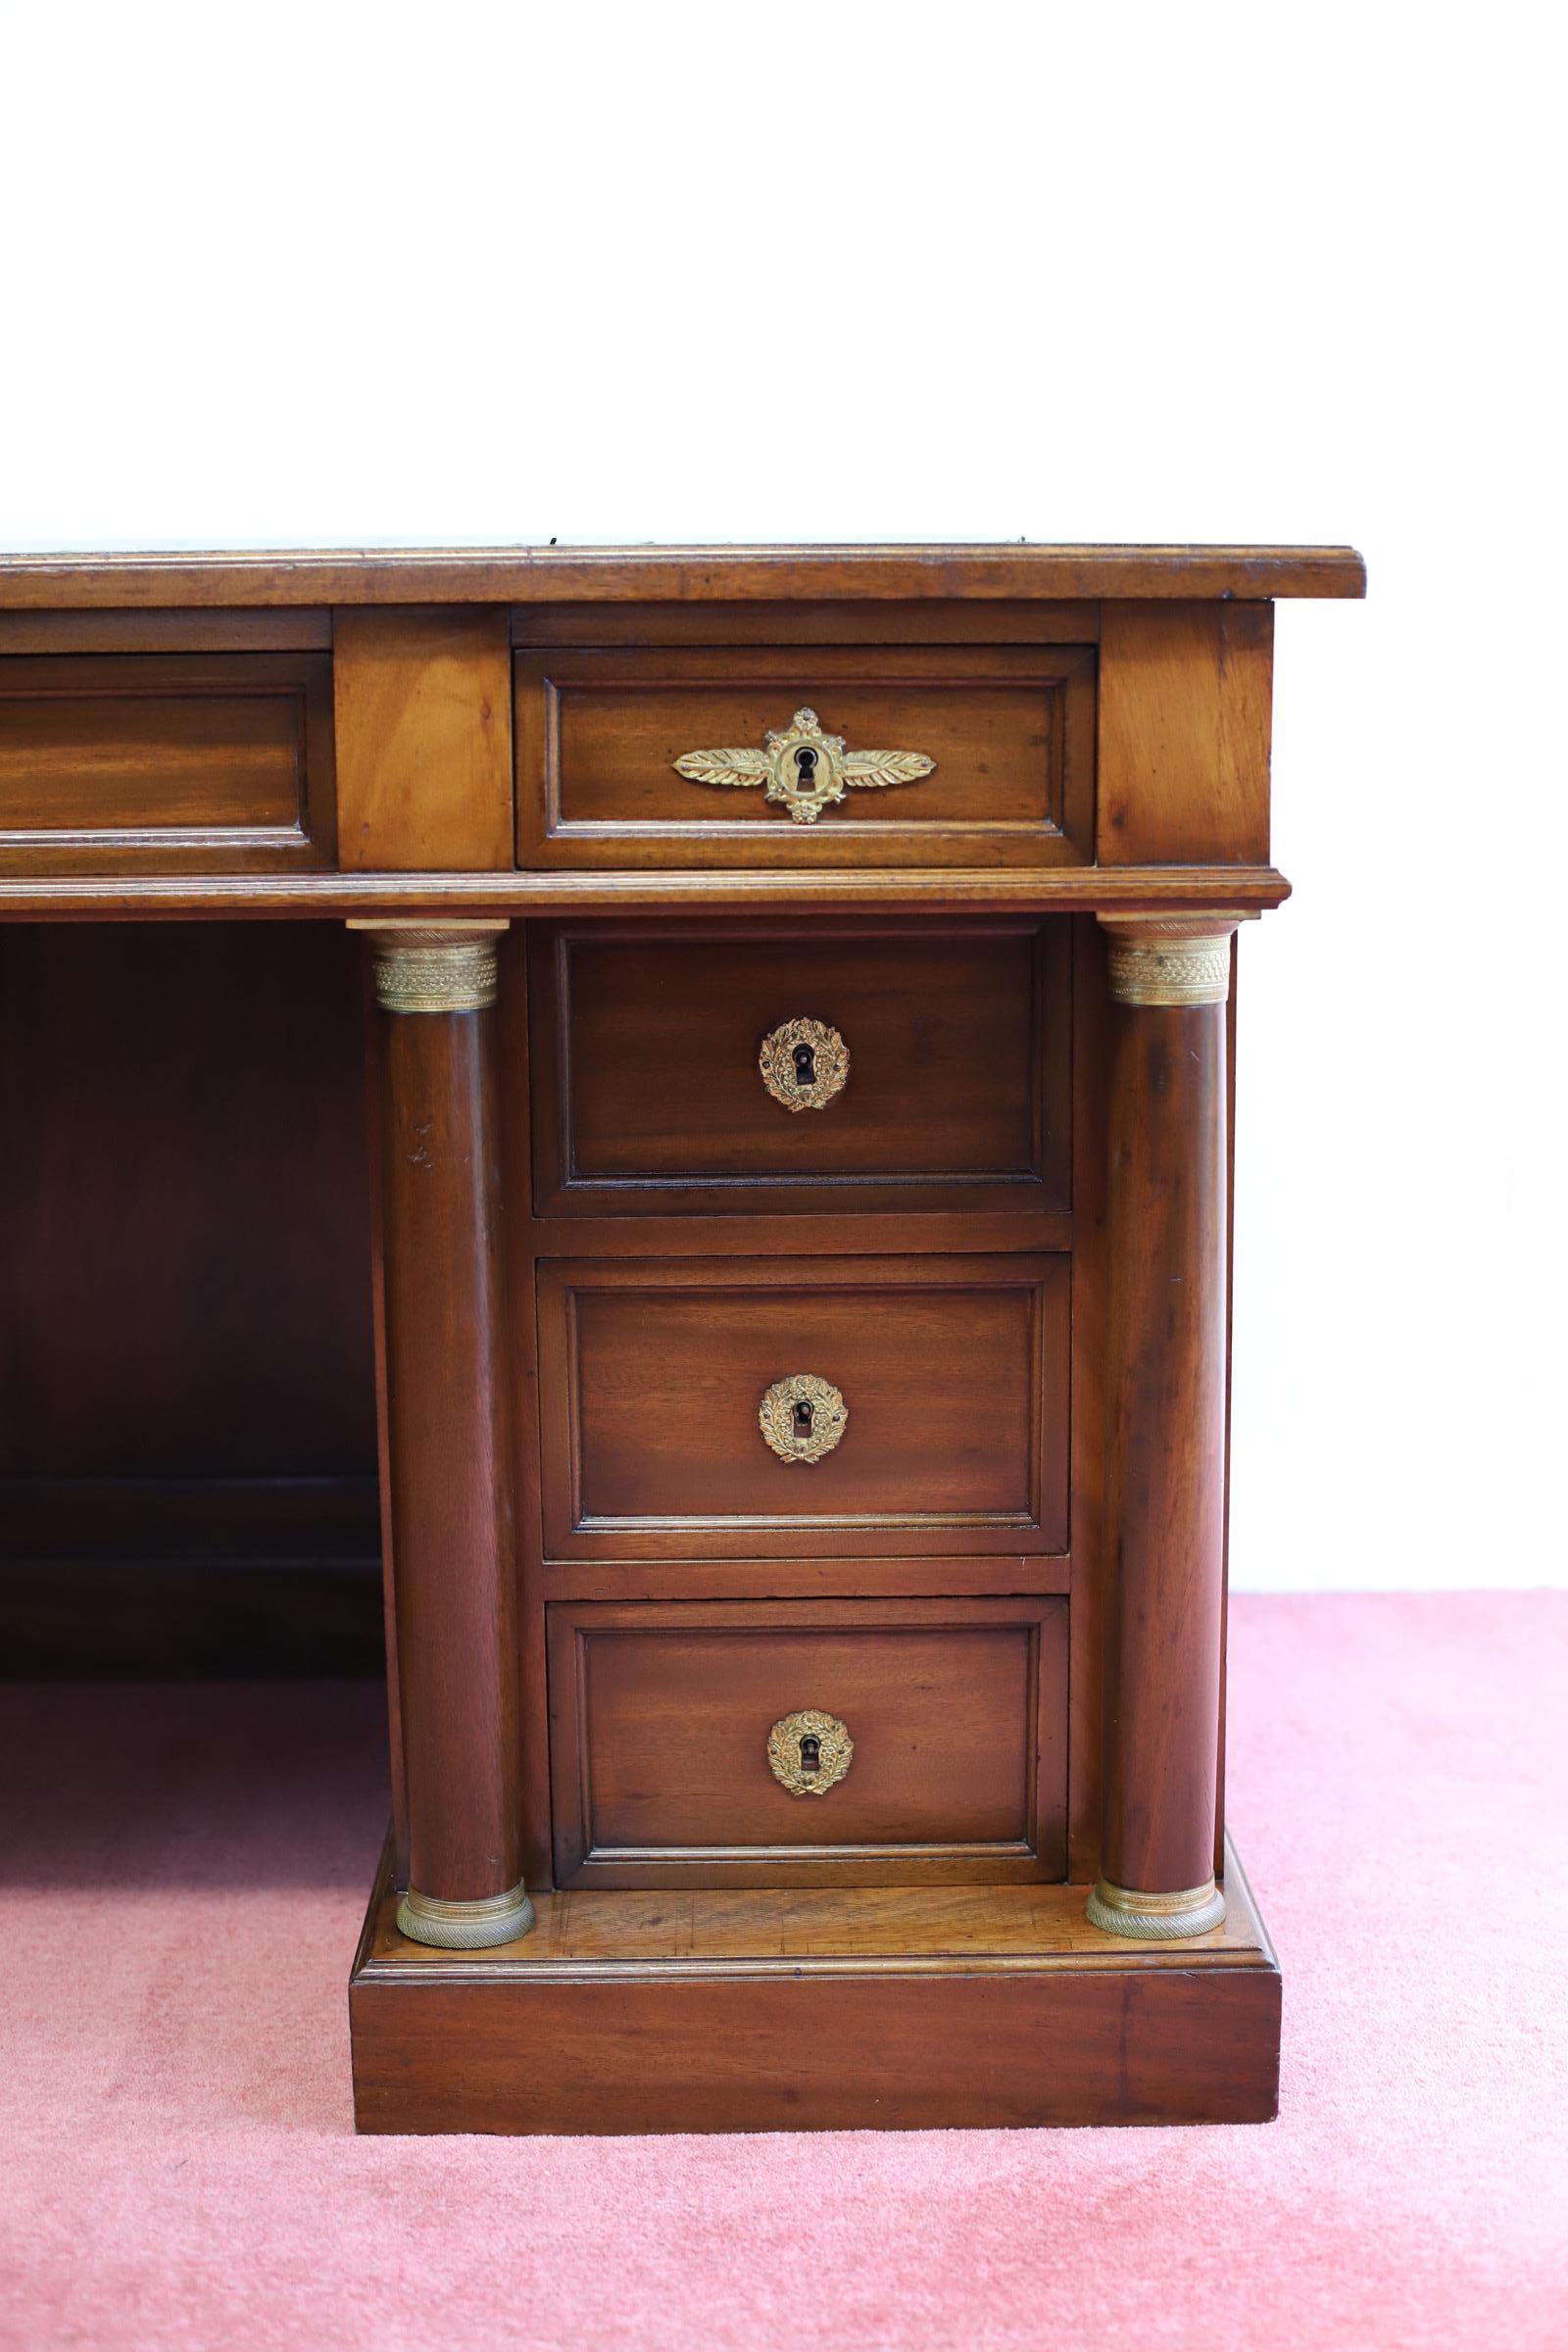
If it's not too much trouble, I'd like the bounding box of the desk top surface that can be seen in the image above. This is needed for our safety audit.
[0,543,1366,609]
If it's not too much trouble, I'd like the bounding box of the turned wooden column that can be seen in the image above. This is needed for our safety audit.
[1089,914,1243,1940]
[353,919,531,1949]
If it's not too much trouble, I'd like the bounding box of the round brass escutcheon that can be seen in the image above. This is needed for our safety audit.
[767,1707,854,1796]
[759,1373,848,1464]
[759,1016,850,1112]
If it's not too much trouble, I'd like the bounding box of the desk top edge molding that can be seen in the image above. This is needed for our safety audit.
[0,541,1368,609]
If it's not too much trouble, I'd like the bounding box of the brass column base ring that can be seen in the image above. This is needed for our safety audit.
[1086,1876,1227,1940]
[397,1881,537,1949]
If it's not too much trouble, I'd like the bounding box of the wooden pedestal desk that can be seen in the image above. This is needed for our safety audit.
[0,543,1365,2133]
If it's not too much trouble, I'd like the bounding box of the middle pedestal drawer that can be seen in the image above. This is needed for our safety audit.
[536,1253,1069,1561]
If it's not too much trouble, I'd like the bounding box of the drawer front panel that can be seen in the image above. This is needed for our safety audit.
[0,654,335,872]
[537,1255,1069,1559]
[547,1596,1068,1886]
[515,644,1095,870]
[528,920,1070,1217]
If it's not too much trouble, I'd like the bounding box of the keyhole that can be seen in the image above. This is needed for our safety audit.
[798,1734,821,1775]
[793,1042,816,1088]
[794,746,818,793]
[792,1396,814,1441]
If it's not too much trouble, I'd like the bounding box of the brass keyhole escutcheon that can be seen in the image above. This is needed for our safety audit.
[760,1374,847,1464]
[673,708,936,824]
[767,1709,853,1796]
[759,1017,849,1112]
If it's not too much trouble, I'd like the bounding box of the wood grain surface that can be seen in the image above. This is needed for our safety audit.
[370,978,520,1902]
[1101,997,1230,1895]
[0,543,1367,609]
[333,608,512,870]
[1098,602,1274,864]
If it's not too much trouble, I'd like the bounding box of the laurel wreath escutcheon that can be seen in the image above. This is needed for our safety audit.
[766,1708,855,1796]
[758,1373,848,1464]
[758,1016,850,1112]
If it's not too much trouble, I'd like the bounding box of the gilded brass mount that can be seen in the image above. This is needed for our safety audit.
[1086,1876,1227,1940]
[674,707,936,824]
[759,1374,848,1463]
[349,919,510,1014]
[1099,915,1246,1008]
[767,1709,855,1796]
[397,1880,537,1949]
[759,1016,850,1110]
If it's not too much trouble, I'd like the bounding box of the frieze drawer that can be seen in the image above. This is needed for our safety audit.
[0,653,336,873]
[514,642,1095,871]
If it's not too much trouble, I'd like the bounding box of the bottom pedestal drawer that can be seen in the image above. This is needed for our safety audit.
[546,1596,1067,1887]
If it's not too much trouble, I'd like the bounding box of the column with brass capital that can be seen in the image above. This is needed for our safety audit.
[351,919,533,1949]
[1088,915,1243,1941]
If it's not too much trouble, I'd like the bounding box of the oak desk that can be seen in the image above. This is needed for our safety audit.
[0,544,1365,2132]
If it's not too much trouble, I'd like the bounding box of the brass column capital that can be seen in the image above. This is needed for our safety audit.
[1098,913,1251,1007]
[347,919,510,1014]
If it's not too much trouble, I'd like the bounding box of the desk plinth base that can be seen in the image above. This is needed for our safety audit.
[349,1834,1279,2134]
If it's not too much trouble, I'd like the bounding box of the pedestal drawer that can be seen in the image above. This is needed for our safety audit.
[536,1254,1069,1560]
[527,919,1070,1217]
[546,1595,1068,1886]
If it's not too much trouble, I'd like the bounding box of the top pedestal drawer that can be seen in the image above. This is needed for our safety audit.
[514,644,1096,870]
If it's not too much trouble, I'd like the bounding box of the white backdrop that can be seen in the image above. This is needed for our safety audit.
[3,3,1561,1590]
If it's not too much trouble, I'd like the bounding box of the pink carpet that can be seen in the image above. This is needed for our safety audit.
[3,1593,1565,2351]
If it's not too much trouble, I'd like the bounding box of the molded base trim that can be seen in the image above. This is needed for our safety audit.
[349,1834,1280,2134]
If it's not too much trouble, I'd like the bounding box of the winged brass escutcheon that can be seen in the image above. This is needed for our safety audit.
[673,708,936,825]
